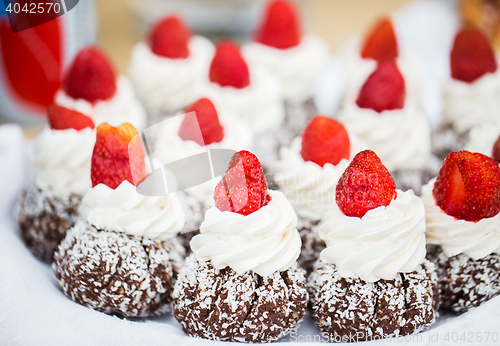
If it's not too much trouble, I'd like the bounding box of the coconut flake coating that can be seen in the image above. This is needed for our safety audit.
[172,254,308,343]
[391,155,442,196]
[297,217,324,276]
[175,191,208,254]
[53,222,185,318]
[431,124,469,160]
[15,183,82,262]
[307,259,439,341]
[432,246,500,314]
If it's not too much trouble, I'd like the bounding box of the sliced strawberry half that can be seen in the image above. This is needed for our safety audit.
[149,15,191,59]
[209,41,250,89]
[433,151,500,221]
[336,150,396,218]
[63,46,117,103]
[450,27,497,83]
[356,60,405,113]
[47,104,95,130]
[91,123,146,189]
[300,115,351,167]
[214,150,270,216]
[254,0,301,49]
[360,17,399,62]
[178,98,224,145]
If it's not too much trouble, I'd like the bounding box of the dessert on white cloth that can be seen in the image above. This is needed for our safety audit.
[15,105,96,262]
[307,150,438,341]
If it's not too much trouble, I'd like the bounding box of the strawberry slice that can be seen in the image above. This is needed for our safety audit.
[450,27,497,83]
[209,41,250,89]
[360,17,399,62]
[300,115,351,167]
[47,104,95,131]
[178,98,224,145]
[91,123,146,189]
[433,151,500,221]
[149,15,191,59]
[254,0,301,49]
[492,135,500,163]
[214,150,270,215]
[356,60,405,113]
[63,46,117,103]
[336,150,396,218]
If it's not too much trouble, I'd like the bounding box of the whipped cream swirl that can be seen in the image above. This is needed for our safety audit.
[128,36,215,113]
[153,105,253,201]
[319,189,426,282]
[83,180,185,241]
[33,127,95,197]
[204,64,285,135]
[190,190,301,277]
[274,134,367,220]
[443,59,500,133]
[55,75,147,130]
[243,35,330,103]
[465,122,500,157]
[338,92,431,172]
[422,178,500,259]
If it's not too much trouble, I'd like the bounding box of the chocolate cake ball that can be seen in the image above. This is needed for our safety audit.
[432,246,500,314]
[173,254,308,343]
[307,259,439,341]
[431,124,469,160]
[176,191,206,253]
[296,218,325,276]
[15,183,82,262]
[391,155,442,195]
[53,222,185,318]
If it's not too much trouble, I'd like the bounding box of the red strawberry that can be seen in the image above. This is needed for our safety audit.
[47,104,95,130]
[149,15,191,59]
[336,150,396,218]
[450,27,497,83]
[255,0,301,49]
[433,151,500,221]
[492,135,500,163]
[356,60,405,113]
[214,150,270,215]
[91,123,147,189]
[360,17,399,62]
[209,41,250,89]
[178,98,224,145]
[63,46,117,103]
[300,115,351,167]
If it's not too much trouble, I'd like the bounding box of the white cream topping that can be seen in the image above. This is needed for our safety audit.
[466,122,500,157]
[422,178,500,259]
[274,134,368,220]
[33,127,95,197]
[190,190,301,277]
[203,64,285,135]
[128,36,215,113]
[83,180,185,241]
[55,75,147,131]
[338,90,431,172]
[319,189,426,282]
[443,59,500,133]
[243,35,330,103]
[153,104,253,201]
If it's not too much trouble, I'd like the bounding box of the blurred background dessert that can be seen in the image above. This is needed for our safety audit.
[0,0,412,136]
